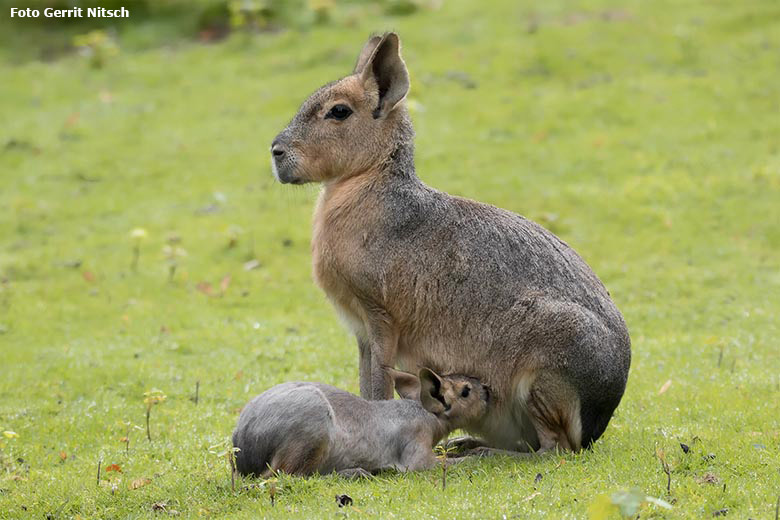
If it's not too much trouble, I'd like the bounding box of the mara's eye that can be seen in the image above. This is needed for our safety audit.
[325,104,353,121]
[461,386,471,398]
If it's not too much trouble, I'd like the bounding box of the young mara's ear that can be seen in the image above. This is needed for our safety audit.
[360,32,410,119]
[389,368,420,400]
[419,368,446,415]
[353,34,383,74]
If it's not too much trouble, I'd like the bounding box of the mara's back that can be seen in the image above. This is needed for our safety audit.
[232,382,334,476]
[324,176,630,365]
[232,382,435,476]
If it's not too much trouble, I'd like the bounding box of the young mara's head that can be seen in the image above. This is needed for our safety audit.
[391,368,490,430]
[271,32,413,185]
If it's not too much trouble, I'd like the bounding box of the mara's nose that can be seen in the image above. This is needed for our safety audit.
[271,141,286,159]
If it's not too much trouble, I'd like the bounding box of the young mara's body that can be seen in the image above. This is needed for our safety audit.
[232,369,489,477]
[270,33,631,453]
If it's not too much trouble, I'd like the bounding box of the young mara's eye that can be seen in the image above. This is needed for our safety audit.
[461,386,471,398]
[325,104,353,121]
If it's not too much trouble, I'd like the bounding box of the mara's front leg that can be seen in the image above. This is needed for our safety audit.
[360,312,400,400]
[357,337,372,399]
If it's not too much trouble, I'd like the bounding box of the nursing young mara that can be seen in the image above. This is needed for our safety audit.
[270,33,631,453]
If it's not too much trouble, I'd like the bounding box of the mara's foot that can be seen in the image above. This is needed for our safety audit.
[462,446,545,458]
[337,467,373,479]
[443,436,488,455]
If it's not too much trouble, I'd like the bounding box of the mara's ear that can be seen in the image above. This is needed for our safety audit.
[360,32,410,119]
[389,368,420,400]
[353,34,383,74]
[419,368,446,415]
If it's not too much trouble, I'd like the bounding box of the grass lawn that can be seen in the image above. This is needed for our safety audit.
[1,0,779,517]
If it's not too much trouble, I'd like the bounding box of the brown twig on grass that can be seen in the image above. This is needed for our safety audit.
[656,448,671,494]
[435,444,456,490]
[229,448,237,492]
[269,480,277,506]
[143,390,166,442]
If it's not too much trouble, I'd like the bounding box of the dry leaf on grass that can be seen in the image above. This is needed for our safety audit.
[129,478,151,490]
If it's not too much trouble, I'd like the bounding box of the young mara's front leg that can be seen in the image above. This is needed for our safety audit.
[397,442,438,472]
[444,436,489,454]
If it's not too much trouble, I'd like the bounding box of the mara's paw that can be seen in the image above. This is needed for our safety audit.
[337,468,373,479]
[463,446,538,458]
[463,446,496,458]
[443,436,487,455]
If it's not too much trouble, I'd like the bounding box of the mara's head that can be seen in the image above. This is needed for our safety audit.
[391,368,490,429]
[271,32,413,185]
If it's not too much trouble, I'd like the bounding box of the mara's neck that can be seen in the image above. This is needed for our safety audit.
[321,140,419,200]
[430,416,453,445]
[382,138,417,181]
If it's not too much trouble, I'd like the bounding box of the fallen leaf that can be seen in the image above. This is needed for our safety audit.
[196,282,213,296]
[645,495,673,509]
[522,491,541,502]
[658,379,672,395]
[82,271,96,282]
[105,464,122,473]
[220,275,231,294]
[129,478,151,490]
[696,473,719,485]
[65,112,80,128]
[243,259,261,271]
[656,448,667,463]
[59,451,67,461]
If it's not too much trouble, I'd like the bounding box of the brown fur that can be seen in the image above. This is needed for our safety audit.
[270,33,632,453]
[267,438,330,478]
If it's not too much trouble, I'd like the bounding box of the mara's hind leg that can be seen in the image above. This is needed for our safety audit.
[522,372,583,452]
[267,437,330,477]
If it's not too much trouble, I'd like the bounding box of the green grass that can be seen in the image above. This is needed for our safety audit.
[1,0,779,517]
